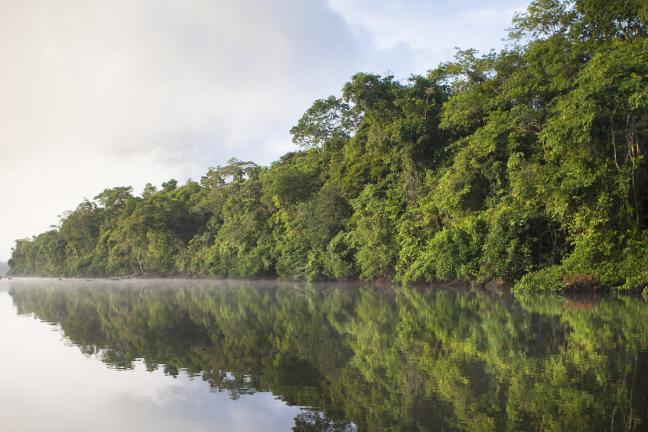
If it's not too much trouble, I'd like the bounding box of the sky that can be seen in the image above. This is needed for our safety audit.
[0,0,528,262]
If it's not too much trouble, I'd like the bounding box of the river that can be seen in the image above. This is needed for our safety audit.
[1,278,646,431]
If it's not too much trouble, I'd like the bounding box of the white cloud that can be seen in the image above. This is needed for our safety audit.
[327,0,528,76]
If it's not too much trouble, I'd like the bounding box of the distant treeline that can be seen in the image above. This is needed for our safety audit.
[0,261,9,276]
[8,0,648,292]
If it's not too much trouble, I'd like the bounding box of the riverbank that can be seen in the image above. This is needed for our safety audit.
[0,273,607,295]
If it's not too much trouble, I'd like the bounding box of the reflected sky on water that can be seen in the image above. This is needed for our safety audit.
[0,281,304,432]
[1,278,647,431]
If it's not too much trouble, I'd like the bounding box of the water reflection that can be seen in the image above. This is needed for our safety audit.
[6,279,648,431]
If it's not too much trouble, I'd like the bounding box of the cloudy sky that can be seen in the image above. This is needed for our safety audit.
[0,0,527,262]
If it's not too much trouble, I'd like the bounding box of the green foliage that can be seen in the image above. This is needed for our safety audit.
[290,96,360,151]
[515,266,568,293]
[401,216,486,283]
[349,185,399,280]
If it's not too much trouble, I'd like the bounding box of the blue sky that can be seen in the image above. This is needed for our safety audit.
[0,0,528,262]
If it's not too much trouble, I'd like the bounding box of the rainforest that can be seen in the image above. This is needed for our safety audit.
[8,0,648,293]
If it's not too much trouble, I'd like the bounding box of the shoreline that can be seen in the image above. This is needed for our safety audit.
[5,273,646,297]
[0,274,549,295]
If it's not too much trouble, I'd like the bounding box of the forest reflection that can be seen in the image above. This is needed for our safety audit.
[8,279,648,431]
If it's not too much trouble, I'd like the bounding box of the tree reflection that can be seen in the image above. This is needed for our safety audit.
[8,280,648,431]
[293,411,357,432]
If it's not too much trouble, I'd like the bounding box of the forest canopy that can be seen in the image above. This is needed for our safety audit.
[8,0,648,292]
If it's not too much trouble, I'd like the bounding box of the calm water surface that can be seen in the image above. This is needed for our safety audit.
[1,278,647,431]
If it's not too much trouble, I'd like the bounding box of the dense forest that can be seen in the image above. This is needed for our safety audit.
[8,0,648,292]
[9,280,648,430]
